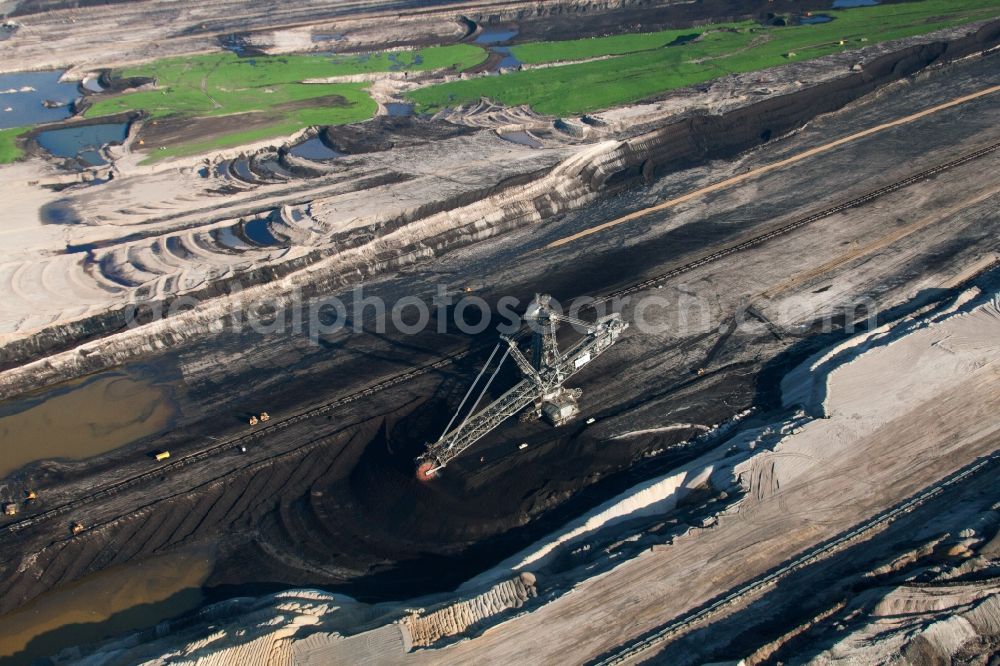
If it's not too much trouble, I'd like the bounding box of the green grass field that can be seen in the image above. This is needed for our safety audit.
[9,0,1000,164]
[509,23,750,64]
[146,85,379,160]
[0,127,27,164]
[86,44,486,160]
[408,0,1000,117]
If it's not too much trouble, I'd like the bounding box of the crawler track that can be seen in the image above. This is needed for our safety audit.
[2,141,996,537]
[590,452,1000,666]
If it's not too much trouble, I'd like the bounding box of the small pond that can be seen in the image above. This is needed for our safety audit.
[801,14,835,24]
[385,102,414,117]
[243,218,281,246]
[0,70,79,129]
[289,136,343,160]
[35,121,129,166]
[493,46,522,70]
[475,27,518,45]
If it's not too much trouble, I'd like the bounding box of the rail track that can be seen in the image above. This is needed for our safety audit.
[590,451,1000,665]
[2,141,997,537]
[598,140,1000,302]
[0,349,474,535]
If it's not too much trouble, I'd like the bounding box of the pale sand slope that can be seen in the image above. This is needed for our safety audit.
[0,0,479,74]
[0,161,71,260]
[424,287,999,665]
[0,131,570,341]
[69,285,1000,665]
[811,583,1000,664]
[1,21,993,349]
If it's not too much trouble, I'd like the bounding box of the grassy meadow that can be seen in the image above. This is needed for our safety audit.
[0,126,27,164]
[408,0,1000,116]
[85,45,485,160]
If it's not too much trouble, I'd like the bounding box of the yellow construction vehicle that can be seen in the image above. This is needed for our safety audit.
[25,490,37,501]
[154,450,171,461]
[3,503,17,516]
[259,412,270,422]
[249,416,259,426]
[71,522,85,535]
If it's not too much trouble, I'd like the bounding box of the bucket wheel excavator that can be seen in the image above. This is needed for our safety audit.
[416,294,627,479]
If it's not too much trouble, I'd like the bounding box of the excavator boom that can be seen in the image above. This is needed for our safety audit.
[417,295,627,476]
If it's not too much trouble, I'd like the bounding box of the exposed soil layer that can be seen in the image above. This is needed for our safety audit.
[0,13,998,663]
[647,449,1000,666]
[133,95,350,150]
[2,21,997,376]
[43,273,1000,665]
[0,0,927,110]
[0,44,997,627]
[0,0,868,75]
[640,26,1000,170]
[497,0,861,43]
[320,116,479,155]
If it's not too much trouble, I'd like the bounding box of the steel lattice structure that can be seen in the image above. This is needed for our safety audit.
[417,295,628,476]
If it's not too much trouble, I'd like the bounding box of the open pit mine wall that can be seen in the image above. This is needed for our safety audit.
[1,23,999,398]
[248,0,857,57]
[9,0,838,41]
[614,23,1000,184]
[459,0,845,39]
[400,572,537,648]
